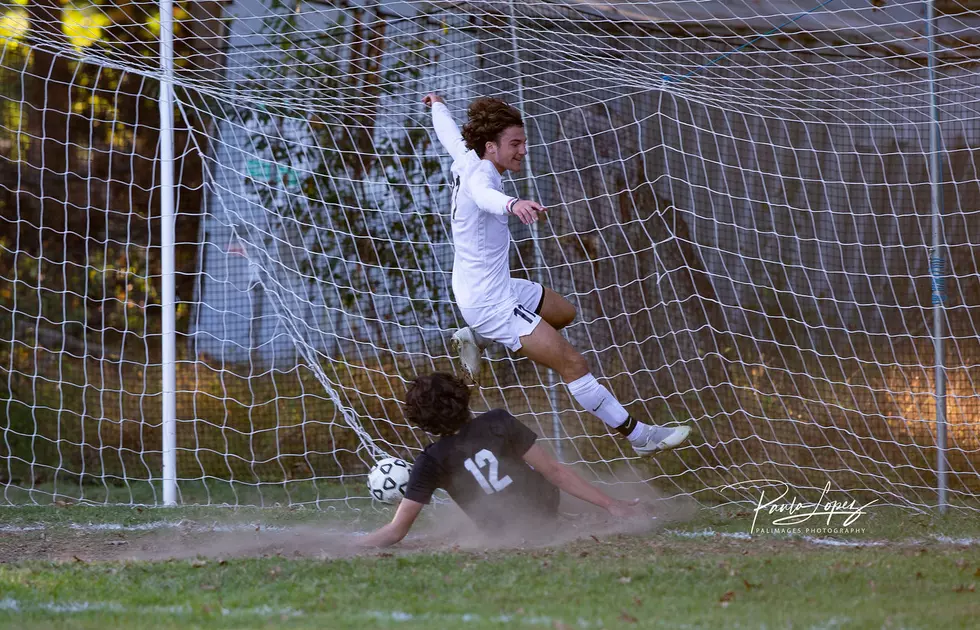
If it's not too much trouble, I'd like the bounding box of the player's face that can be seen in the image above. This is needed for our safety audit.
[486,125,527,173]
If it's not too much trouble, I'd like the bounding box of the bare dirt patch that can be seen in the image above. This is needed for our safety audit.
[0,487,695,564]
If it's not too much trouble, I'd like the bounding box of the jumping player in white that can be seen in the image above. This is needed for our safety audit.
[424,93,691,456]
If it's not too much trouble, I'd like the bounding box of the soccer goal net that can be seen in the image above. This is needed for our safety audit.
[2,0,978,510]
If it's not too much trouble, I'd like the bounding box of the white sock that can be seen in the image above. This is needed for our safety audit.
[566,373,629,430]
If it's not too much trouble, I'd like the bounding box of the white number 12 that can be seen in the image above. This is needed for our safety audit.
[463,449,513,494]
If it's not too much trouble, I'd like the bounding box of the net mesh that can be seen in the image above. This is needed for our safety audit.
[1,0,979,508]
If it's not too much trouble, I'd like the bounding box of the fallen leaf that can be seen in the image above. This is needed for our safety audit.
[590,535,601,543]
[618,611,638,623]
[743,579,760,591]
[719,590,736,607]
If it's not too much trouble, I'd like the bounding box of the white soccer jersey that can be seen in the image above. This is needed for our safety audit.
[431,102,517,309]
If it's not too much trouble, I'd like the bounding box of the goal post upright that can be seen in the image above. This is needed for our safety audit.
[159,0,178,506]
[925,0,948,514]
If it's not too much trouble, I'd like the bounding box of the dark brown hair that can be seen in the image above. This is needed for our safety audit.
[461,97,523,158]
[404,372,471,436]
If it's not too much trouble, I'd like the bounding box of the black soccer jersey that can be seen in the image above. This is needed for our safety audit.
[404,409,559,534]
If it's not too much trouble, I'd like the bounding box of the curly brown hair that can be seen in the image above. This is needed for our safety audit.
[404,372,472,436]
[461,97,524,158]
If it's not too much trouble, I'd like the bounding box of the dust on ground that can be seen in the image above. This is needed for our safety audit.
[0,470,699,563]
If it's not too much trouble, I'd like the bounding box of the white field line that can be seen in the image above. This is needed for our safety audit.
[666,529,753,541]
[0,597,303,618]
[0,521,288,533]
[366,610,600,627]
[664,528,979,547]
[931,535,980,545]
[0,598,601,627]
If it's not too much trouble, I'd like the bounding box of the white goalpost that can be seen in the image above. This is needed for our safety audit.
[1,0,979,510]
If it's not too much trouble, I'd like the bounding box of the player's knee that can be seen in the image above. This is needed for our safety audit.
[546,297,576,330]
[563,352,589,381]
[554,304,576,330]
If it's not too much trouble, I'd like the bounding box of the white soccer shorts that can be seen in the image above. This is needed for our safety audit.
[458,278,545,352]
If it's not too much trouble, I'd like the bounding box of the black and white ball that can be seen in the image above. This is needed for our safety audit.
[367,457,412,503]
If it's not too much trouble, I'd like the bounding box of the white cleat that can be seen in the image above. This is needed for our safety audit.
[451,327,484,381]
[631,424,692,456]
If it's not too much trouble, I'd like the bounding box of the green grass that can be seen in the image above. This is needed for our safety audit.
[0,506,978,629]
[2,538,979,629]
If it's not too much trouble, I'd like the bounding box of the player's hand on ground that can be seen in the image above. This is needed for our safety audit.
[605,498,641,518]
[509,200,547,224]
[422,93,444,108]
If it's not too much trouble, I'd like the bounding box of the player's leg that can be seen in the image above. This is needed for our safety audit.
[453,280,573,380]
[517,319,691,455]
[537,288,575,331]
[511,279,575,331]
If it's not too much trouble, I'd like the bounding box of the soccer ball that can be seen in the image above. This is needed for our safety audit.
[367,457,412,503]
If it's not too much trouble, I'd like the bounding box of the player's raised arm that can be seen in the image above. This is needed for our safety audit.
[467,168,547,224]
[424,93,468,162]
[355,498,424,548]
[522,444,640,517]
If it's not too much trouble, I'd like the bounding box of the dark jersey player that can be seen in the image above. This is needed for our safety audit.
[358,372,639,548]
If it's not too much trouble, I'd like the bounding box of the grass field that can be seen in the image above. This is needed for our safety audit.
[1,497,979,629]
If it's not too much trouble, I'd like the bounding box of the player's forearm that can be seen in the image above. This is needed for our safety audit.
[549,466,614,511]
[431,102,467,161]
[358,523,406,548]
[471,186,517,216]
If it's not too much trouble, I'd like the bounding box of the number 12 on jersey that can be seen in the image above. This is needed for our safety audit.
[463,449,513,494]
